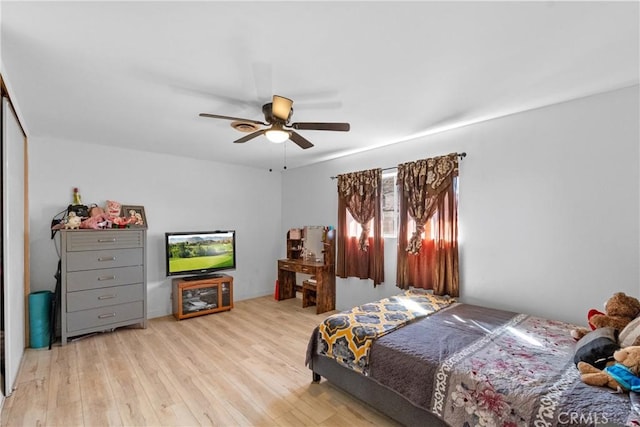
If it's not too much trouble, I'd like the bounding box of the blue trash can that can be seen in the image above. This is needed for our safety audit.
[29,290,53,349]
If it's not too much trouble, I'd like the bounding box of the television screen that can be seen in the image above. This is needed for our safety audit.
[165,230,236,277]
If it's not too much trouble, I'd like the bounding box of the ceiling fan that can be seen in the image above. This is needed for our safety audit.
[199,95,350,149]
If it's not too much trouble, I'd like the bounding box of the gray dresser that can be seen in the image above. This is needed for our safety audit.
[60,229,147,345]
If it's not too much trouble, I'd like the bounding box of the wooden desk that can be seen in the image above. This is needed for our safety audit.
[277,258,335,314]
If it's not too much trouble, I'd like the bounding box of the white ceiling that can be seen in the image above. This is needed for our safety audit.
[1,1,638,171]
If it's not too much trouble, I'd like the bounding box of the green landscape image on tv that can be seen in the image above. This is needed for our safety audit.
[166,231,235,276]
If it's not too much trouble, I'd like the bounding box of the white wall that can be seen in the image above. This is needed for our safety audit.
[25,86,640,326]
[28,139,282,318]
[281,85,640,326]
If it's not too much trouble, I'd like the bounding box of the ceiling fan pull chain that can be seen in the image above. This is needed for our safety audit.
[283,142,287,170]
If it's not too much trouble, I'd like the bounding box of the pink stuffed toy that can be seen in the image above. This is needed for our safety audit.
[80,213,111,229]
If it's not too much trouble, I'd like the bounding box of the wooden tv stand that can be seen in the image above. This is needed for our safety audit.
[172,274,233,320]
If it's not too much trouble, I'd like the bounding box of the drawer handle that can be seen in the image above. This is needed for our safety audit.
[97,275,116,281]
[98,294,116,300]
[98,256,116,262]
[98,313,116,319]
[97,238,117,243]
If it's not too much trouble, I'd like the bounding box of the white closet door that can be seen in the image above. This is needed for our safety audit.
[2,97,25,396]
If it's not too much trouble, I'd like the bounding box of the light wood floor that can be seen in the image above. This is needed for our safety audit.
[0,295,401,426]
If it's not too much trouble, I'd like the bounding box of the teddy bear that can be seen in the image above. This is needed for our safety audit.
[571,292,640,341]
[577,345,640,392]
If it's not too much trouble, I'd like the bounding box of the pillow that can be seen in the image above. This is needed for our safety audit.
[404,289,456,304]
[620,317,640,347]
[573,327,619,370]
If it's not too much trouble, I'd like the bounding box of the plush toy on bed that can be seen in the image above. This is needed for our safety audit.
[571,293,640,345]
[578,346,640,393]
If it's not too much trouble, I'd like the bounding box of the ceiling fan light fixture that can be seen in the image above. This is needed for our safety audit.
[265,129,290,143]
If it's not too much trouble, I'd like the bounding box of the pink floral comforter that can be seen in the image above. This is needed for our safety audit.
[362,302,637,427]
[432,314,580,426]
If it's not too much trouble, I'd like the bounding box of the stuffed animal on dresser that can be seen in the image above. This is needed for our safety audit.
[64,211,82,229]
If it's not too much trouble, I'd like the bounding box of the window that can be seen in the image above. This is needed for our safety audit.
[347,171,398,238]
[381,172,398,237]
[348,173,457,241]
[346,211,369,237]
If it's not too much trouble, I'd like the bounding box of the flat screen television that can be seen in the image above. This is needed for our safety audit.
[165,230,236,278]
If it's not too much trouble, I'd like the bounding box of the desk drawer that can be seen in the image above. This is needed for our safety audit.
[279,261,316,274]
[296,265,315,274]
[278,261,298,272]
[67,283,144,312]
[66,230,144,251]
[67,248,143,271]
[66,301,144,333]
[66,266,143,292]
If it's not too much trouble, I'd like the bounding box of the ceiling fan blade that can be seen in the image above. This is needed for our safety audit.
[290,122,350,132]
[272,95,293,121]
[289,131,314,149]
[234,129,265,144]
[200,113,266,126]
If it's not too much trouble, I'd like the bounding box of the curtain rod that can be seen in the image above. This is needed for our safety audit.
[330,152,466,180]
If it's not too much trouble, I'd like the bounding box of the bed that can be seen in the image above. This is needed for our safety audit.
[306,290,638,426]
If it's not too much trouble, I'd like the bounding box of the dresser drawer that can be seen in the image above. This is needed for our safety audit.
[60,229,147,345]
[65,230,144,251]
[66,248,143,272]
[66,265,143,292]
[66,301,144,333]
[66,283,144,312]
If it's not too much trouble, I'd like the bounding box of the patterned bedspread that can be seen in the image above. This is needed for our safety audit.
[316,290,455,374]
[430,314,588,426]
[310,297,639,427]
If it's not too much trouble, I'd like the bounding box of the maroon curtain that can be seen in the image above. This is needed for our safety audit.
[405,221,436,289]
[396,153,459,296]
[336,168,384,286]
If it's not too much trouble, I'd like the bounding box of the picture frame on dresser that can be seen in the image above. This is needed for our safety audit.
[121,204,147,228]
